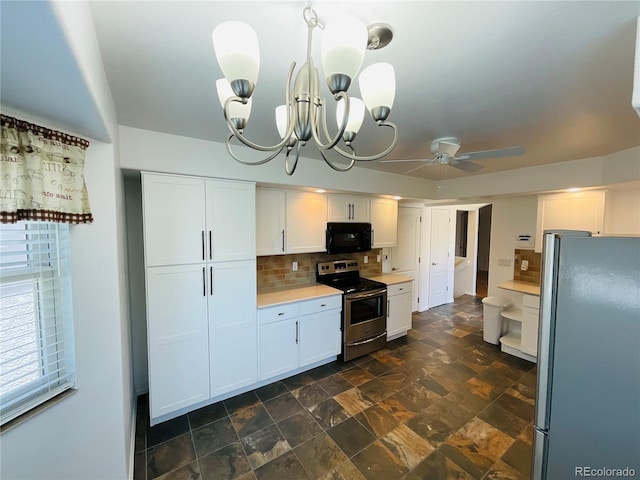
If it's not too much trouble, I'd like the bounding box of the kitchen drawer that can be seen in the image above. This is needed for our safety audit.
[258,303,298,324]
[388,281,412,297]
[523,294,539,309]
[299,295,342,316]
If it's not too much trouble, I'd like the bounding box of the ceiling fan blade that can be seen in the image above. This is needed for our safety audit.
[456,145,526,161]
[379,158,433,163]
[448,159,484,173]
[402,163,433,175]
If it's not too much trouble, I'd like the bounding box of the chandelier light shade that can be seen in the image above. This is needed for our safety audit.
[212,7,398,175]
[321,15,368,93]
[359,62,396,121]
[212,21,260,97]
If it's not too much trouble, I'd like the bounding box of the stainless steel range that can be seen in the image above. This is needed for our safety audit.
[316,260,387,361]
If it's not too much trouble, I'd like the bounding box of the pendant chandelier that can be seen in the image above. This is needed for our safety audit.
[212,7,398,175]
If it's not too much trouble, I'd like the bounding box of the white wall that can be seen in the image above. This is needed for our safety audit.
[118,125,439,200]
[604,186,640,234]
[1,1,133,478]
[439,147,640,200]
[487,196,538,306]
[124,177,148,394]
[0,133,131,480]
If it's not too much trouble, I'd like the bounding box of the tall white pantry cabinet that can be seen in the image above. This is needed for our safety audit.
[142,172,256,424]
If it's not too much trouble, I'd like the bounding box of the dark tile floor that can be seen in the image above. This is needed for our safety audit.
[134,295,537,480]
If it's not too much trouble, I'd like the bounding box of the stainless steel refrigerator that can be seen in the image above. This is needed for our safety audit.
[532,230,640,478]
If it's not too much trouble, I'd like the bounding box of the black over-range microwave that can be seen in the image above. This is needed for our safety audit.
[326,222,372,254]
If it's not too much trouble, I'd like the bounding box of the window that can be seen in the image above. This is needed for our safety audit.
[0,222,76,426]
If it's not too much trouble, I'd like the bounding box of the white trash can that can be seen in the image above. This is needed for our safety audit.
[482,296,510,345]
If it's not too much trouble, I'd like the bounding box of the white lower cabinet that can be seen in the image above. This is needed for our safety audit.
[209,260,258,397]
[259,295,341,381]
[520,294,540,356]
[146,265,210,418]
[147,260,258,422]
[386,281,413,339]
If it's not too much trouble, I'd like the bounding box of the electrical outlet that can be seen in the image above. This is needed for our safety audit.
[363,255,368,264]
[377,254,381,262]
[292,261,298,271]
[521,260,528,271]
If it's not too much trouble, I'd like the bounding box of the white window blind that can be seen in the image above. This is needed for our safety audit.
[0,222,76,425]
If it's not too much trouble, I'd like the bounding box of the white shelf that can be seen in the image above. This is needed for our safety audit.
[500,332,537,363]
[500,331,522,349]
[501,308,523,323]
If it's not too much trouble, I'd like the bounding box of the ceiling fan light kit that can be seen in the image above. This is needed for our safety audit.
[212,7,398,175]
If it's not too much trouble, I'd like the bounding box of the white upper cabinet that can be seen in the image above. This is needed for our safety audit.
[143,174,206,267]
[256,188,286,256]
[206,179,256,261]
[143,173,255,265]
[370,198,398,248]
[256,188,327,255]
[285,190,328,254]
[328,194,370,222]
[535,191,605,252]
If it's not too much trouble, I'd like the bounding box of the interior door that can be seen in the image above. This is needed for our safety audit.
[390,206,421,311]
[428,208,450,308]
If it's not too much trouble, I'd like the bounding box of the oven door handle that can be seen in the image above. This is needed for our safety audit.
[347,289,387,301]
[347,331,387,347]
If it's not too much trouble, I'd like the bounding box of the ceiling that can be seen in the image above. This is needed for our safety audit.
[87,1,640,181]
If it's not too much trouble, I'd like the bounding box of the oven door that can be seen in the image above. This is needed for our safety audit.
[344,288,387,343]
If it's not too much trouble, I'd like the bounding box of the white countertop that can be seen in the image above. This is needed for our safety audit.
[368,273,414,285]
[257,284,342,308]
[497,280,540,296]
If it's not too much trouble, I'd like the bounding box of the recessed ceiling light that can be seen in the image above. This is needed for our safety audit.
[567,187,581,192]
[392,196,402,200]
[315,189,327,193]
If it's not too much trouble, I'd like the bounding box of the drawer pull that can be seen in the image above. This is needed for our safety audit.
[320,303,326,307]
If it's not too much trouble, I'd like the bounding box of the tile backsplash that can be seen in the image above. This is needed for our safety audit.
[514,249,542,284]
[257,250,382,291]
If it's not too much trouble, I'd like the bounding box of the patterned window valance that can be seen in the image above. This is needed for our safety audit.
[0,115,93,224]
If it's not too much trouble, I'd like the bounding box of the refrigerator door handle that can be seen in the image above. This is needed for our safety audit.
[535,233,560,429]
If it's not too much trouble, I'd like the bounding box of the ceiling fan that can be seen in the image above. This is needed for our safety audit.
[381,137,526,175]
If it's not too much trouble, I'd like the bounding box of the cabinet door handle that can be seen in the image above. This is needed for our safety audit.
[281,229,285,252]
[202,267,206,296]
[295,320,299,344]
[209,230,212,260]
[210,266,213,295]
[278,312,285,316]
[201,231,205,261]
[320,304,326,307]
[387,299,390,318]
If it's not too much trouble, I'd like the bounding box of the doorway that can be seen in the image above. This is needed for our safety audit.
[476,204,492,297]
